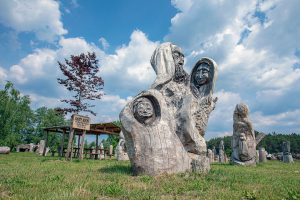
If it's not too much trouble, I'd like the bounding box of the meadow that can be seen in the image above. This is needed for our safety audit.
[0,153,299,200]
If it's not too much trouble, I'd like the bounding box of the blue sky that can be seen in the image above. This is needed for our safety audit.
[0,0,300,139]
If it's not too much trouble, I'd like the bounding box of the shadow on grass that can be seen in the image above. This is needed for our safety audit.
[98,165,132,175]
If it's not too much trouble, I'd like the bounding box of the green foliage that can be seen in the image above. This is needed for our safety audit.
[112,120,121,128]
[32,107,67,151]
[258,132,300,153]
[0,82,33,148]
[207,136,232,156]
[102,135,119,150]
[0,81,67,151]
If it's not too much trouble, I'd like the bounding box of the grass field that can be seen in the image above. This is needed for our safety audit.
[0,153,299,200]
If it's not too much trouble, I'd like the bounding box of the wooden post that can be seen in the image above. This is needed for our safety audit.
[77,135,81,157]
[65,128,74,160]
[70,132,75,160]
[60,130,65,157]
[79,130,86,160]
[43,131,49,156]
[95,134,99,160]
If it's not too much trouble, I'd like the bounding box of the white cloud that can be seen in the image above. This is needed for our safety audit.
[98,37,110,50]
[100,94,131,112]
[252,109,300,133]
[101,30,159,94]
[206,90,242,139]
[0,0,67,42]
[29,92,62,109]
[10,65,27,84]
[246,0,300,56]
[165,0,300,137]
[0,67,8,84]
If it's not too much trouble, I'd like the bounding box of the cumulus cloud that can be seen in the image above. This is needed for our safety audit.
[0,0,67,42]
[246,0,300,56]
[101,30,159,96]
[206,90,242,139]
[0,67,8,84]
[166,0,300,138]
[98,37,110,50]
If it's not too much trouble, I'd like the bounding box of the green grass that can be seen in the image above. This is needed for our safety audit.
[0,153,299,200]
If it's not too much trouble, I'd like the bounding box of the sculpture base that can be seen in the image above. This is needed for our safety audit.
[191,155,210,174]
[283,154,294,163]
[231,158,256,166]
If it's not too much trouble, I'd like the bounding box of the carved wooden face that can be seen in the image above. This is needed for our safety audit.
[239,133,246,141]
[136,98,154,118]
[172,51,184,68]
[133,97,156,125]
[195,63,210,86]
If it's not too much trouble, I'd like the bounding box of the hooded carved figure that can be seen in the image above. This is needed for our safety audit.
[151,43,188,89]
[231,103,256,165]
[190,57,218,99]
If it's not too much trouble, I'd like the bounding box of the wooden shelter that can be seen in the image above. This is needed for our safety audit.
[43,122,121,159]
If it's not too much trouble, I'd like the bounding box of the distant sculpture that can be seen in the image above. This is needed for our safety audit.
[231,103,256,165]
[219,140,225,163]
[116,131,129,161]
[99,142,105,159]
[259,147,267,163]
[109,145,113,158]
[282,141,294,163]
[207,149,214,163]
[36,140,48,155]
[16,143,36,152]
[120,42,218,176]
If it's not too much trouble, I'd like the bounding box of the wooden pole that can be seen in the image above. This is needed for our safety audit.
[70,132,75,160]
[77,135,81,157]
[79,130,86,160]
[95,134,99,160]
[43,131,49,156]
[60,130,65,157]
[65,128,74,160]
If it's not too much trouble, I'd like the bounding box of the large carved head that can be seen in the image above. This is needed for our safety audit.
[150,42,187,88]
[234,103,249,118]
[190,57,217,98]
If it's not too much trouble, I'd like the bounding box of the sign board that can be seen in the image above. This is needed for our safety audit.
[71,114,90,130]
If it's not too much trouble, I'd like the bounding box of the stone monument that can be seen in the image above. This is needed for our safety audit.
[231,103,256,166]
[259,147,267,163]
[37,140,45,155]
[207,149,214,163]
[219,140,225,163]
[282,141,294,163]
[120,42,218,176]
[109,145,113,159]
[99,142,105,159]
[116,131,129,161]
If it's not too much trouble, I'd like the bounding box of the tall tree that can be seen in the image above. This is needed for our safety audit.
[57,52,104,115]
[22,107,68,150]
[0,82,33,148]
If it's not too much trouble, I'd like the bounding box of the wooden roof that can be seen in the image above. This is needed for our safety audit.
[43,122,121,135]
